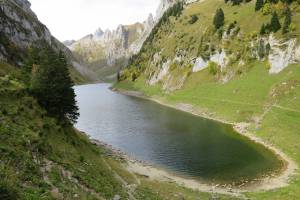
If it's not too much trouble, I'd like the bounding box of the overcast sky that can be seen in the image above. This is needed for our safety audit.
[29,0,160,42]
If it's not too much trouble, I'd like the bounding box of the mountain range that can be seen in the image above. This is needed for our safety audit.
[63,0,182,82]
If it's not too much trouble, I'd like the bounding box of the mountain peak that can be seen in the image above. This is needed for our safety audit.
[94,28,104,38]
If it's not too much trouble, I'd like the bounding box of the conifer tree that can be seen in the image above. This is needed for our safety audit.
[30,47,79,124]
[255,0,264,11]
[213,8,225,30]
[282,7,292,34]
[270,12,281,32]
[260,23,266,35]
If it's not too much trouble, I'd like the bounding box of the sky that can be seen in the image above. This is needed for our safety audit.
[29,0,160,42]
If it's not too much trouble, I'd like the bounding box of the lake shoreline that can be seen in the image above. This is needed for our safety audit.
[110,87,298,194]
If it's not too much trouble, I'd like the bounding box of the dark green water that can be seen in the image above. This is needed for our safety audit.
[75,83,283,184]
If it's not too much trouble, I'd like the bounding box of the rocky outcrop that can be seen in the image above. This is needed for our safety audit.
[155,0,201,21]
[63,40,76,47]
[149,60,171,85]
[0,0,51,62]
[0,0,94,82]
[155,0,177,21]
[129,14,155,54]
[268,35,300,74]
[0,0,70,63]
[192,57,208,72]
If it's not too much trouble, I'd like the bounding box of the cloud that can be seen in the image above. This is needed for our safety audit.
[29,0,160,41]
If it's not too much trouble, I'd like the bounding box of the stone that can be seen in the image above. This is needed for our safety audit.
[113,194,121,200]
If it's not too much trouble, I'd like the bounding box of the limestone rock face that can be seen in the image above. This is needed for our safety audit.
[0,0,70,64]
[129,14,155,54]
[155,0,177,21]
[155,0,201,21]
[268,35,300,74]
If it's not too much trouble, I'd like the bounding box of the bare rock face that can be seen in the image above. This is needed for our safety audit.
[0,0,69,64]
[155,0,201,21]
[63,40,76,47]
[13,0,33,14]
[268,35,299,74]
[155,0,177,21]
[130,14,155,54]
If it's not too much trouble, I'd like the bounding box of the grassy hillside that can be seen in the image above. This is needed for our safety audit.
[120,0,300,80]
[0,65,127,199]
[115,0,300,199]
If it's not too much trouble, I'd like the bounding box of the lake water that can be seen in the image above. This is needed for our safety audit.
[74,83,282,184]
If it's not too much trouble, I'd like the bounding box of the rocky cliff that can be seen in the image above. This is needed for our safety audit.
[0,0,96,83]
[0,0,52,63]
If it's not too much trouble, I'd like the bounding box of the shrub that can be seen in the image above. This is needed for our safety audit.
[208,62,219,75]
[255,0,264,11]
[260,23,266,35]
[289,23,296,31]
[262,3,272,15]
[258,39,265,59]
[227,22,236,35]
[188,15,199,24]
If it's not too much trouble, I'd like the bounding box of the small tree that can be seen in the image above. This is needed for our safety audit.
[208,62,219,75]
[189,15,199,24]
[30,47,79,124]
[258,39,265,59]
[213,8,225,30]
[255,0,264,11]
[117,71,121,82]
[260,23,266,35]
[270,12,281,32]
[282,8,292,34]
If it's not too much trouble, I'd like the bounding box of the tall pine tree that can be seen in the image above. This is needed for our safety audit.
[260,23,266,35]
[282,7,292,34]
[30,47,79,124]
[270,12,281,33]
[255,0,264,11]
[213,8,225,30]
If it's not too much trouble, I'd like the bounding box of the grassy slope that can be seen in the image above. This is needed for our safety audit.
[114,0,300,199]
[0,71,127,199]
[69,66,91,85]
[161,0,300,59]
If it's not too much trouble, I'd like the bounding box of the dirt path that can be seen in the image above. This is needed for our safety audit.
[102,158,138,200]
[273,104,300,113]
[41,159,105,200]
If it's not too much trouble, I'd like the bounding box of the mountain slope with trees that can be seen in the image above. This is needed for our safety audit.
[115,0,300,199]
